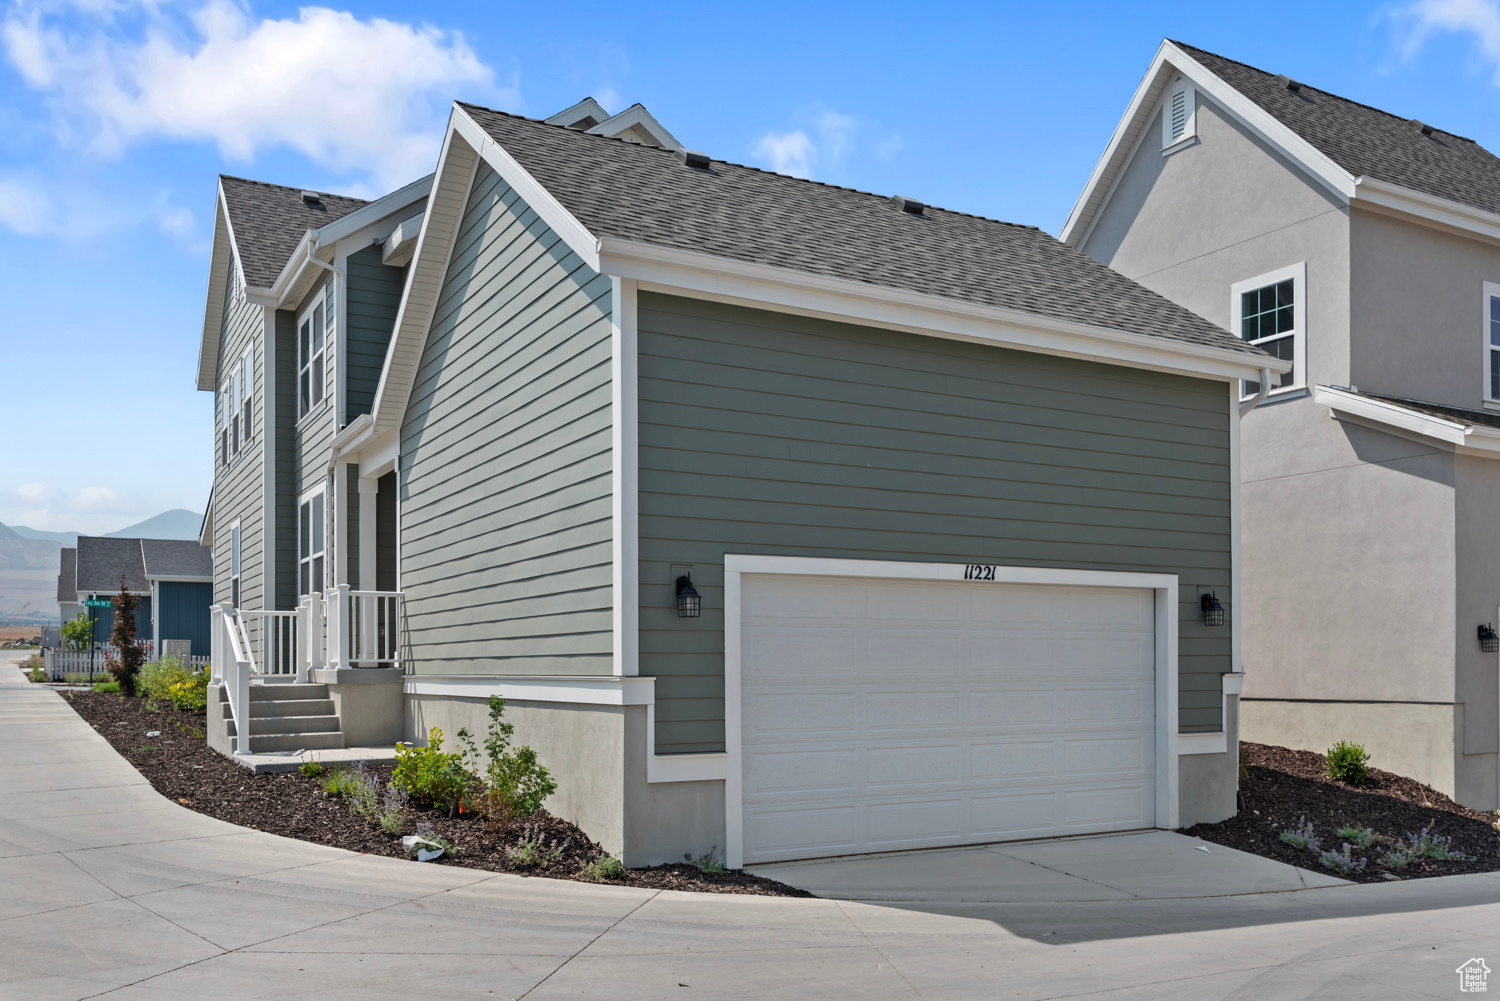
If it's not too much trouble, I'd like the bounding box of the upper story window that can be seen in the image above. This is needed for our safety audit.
[1162,80,1196,152]
[239,346,254,447]
[299,487,326,596]
[298,296,327,420]
[1232,262,1306,399]
[230,521,241,608]
[1485,283,1500,403]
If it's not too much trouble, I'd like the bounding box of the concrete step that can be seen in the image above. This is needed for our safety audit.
[249,683,328,701]
[248,698,334,718]
[247,731,345,753]
[227,715,341,737]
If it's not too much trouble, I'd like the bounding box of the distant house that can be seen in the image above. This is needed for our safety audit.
[56,547,81,625]
[69,537,213,656]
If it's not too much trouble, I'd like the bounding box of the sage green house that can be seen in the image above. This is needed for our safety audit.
[336,101,1283,867]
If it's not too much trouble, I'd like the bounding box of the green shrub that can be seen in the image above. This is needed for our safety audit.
[92,680,120,693]
[473,697,556,822]
[299,760,325,778]
[685,846,726,875]
[135,654,207,710]
[1325,741,1370,785]
[1335,826,1375,849]
[392,728,472,816]
[579,854,626,882]
[60,614,92,653]
[27,666,44,683]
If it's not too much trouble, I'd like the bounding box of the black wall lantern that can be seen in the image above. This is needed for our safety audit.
[675,574,701,618]
[1200,591,1226,628]
[1480,623,1498,653]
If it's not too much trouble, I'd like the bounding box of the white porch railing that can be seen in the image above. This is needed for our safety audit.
[326,586,402,668]
[239,608,301,681]
[211,603,253,754]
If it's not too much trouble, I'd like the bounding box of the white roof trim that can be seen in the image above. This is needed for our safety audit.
[599,237,1287,383]
[545,97,611,129]
[315,173,432,247]
[1314,385,1500,456]
[195,185,239,391]
[198,490,213,548]
[587,104,682,151]
[1062,40,1355,248]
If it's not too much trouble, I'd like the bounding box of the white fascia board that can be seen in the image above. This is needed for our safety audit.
[314,173,433,247]
[1353,176,1500,248]
[404,674,655,705]
[196,187,239,391]
[198,492,213,548]
[1062,40,1355,247]
[144,574,213,583]
[545,97,611,128]
[1314,384,1500,456]
[382,211,426,266]
[588,103,683,151]
[599,237,1289,383]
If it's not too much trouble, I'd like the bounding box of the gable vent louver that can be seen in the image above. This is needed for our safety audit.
[1162,78,1196,149]
[890,195,925,215]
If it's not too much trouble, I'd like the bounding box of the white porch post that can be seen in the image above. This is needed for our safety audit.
[358,475,379,590]
[328,584,349,669]
[333,461,351,587]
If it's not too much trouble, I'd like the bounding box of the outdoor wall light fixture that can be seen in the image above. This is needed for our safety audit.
[675,575,701,618]
[1200,591,1226,627]
[1479,623,1498,653]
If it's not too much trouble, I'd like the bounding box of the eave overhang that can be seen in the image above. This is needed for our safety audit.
[1315,385,1500,458]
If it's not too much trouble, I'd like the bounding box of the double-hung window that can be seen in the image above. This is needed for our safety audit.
[230,521,241,608]
[1484,283,1500,403]
[298,297,326,419]
[1231,263,1306,398]
[299,488,326,596]
[240,346,254,445]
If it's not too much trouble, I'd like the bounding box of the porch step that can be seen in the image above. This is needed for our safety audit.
[246,731,345,753]
[249,683,328,701]
[248,698,335,718]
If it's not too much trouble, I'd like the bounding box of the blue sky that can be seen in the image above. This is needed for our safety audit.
[1,0,1498,534]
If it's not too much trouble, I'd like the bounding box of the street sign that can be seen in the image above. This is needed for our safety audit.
[83,599,112,609]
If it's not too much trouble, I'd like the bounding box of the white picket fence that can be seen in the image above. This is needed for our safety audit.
[42,646,208,682]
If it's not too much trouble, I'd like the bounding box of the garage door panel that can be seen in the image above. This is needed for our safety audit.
[740,574,1157,863]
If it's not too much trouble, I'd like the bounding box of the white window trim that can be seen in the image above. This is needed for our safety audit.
[240,345,254,447]
[229,519,241,609]
[298,484,327,598]
[1231,261,1307,401]
[1161,79,1197,153]
[1483,281,1500,406]
[719,554,1182,870]
[296,290,329,423]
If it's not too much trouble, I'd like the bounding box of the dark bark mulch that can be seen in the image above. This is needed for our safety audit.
[62,690,810,896]
[1183,741,1500,883]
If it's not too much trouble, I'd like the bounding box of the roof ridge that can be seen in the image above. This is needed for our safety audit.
[1169,39,1476,144]
[455,101,1041,232]
[218,174,371,203]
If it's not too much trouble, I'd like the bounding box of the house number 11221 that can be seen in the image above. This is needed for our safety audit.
[964,564,997,581]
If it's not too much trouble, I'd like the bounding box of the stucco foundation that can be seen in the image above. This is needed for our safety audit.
[1179,694,1241,828]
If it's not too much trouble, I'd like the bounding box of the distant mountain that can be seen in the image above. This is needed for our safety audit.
[9,525,78,546]
[105,510,202,541]
[0,523,62,570]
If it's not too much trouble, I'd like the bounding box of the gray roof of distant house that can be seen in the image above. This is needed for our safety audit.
[75,537,149,594]
[1177,42,1500,218]
[140,539,213,580]
[219,176,368,289]
[57,547,76,603]
[1363,393,1500,431]
[460,103,1270,360]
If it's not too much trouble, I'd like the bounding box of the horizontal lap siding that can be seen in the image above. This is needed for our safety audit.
[400,162,613,676]
[274,309,297,609]
[345,246,405,423]
[296,275,338,500]
[213,262,266,610]
[637,294,1233,753]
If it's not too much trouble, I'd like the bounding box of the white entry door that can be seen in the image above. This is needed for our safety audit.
[739,573,1157,864]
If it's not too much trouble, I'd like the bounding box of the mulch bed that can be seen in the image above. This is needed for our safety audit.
[1183,741,1500,883]
[62,690,810,896]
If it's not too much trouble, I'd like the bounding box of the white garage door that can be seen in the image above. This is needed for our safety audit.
[740,573,1158,864]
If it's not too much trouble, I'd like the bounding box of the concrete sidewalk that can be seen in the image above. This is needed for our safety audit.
[4,652,1500,1000]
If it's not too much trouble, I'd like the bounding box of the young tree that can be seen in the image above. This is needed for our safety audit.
[106,575,146,696]
[59,613,92,653]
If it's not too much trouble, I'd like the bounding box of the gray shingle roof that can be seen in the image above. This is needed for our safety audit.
[75,537,148,594]
[140,539,213,580]
[1177,42,1500,218]
[1364,393,1500,431]
[57,547,75,603]
[220,176,368,289]
[460,103,1270,361]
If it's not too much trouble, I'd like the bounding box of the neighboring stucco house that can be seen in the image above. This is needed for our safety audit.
[1064,39,1500,809]
[202,97,1284,867]
[70,536,212,655]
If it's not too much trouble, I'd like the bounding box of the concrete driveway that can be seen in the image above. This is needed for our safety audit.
[4,652,1500,1000]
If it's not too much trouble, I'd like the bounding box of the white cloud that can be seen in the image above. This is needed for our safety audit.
[15,482,46,504]
[0,177,49,234]
[3,1,513,189]
[753,129,815,178]
[751,104,900,180]
[156,204,192,238]
[71,486,119,511]
[1397,0,1500,82]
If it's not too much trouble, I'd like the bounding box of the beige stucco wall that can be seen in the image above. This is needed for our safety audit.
[1349,207,1500,409]
[1179,694,1240,827]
